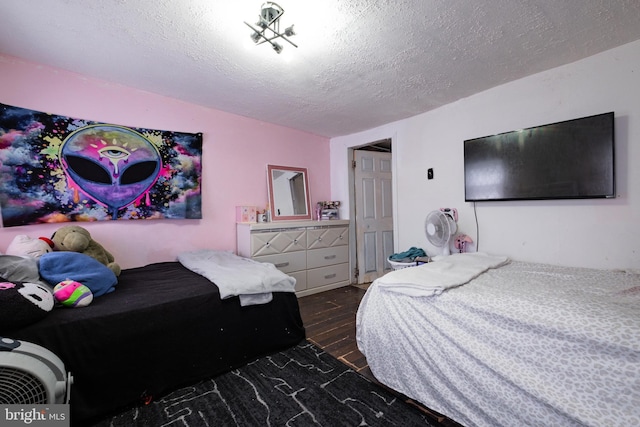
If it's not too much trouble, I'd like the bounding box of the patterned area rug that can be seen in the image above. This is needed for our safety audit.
[91,341,436,426]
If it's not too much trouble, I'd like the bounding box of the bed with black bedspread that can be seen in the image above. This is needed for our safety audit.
[9,261,306,425]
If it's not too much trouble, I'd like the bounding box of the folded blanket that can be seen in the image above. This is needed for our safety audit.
[177,250,296,306]
[39,252,117,297]
[376,252,509,297]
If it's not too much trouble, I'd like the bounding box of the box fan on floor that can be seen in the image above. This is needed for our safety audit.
[0,337,72,404]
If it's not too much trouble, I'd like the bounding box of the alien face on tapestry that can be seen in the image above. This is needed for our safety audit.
[0,103,202,227]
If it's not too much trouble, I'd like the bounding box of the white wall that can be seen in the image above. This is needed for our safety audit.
[331,40,640,270]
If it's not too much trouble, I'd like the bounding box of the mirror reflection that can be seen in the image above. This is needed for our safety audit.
[267,164,311,221]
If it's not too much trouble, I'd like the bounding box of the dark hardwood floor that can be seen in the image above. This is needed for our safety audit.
[297,285,461,426]
[297,285,371,376]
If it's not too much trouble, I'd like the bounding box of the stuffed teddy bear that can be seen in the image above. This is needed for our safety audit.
[5,235,54,258]
[51,225,121,276]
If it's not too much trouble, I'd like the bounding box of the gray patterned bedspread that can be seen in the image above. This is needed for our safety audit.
[356,260,640,427]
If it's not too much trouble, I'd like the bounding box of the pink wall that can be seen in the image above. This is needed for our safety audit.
[0,54,330,268]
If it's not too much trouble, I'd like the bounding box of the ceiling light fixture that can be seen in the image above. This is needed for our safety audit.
[244,2,297,54]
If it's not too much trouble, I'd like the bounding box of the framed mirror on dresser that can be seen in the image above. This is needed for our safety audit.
[267,164,311,221]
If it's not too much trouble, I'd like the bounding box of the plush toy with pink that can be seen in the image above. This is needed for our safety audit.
[5,234,54,258]
[0,280,55,333]
[53,280,94,307]
[454,234,474,253]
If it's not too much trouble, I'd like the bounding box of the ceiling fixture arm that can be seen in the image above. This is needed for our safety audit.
[243,21,298,48]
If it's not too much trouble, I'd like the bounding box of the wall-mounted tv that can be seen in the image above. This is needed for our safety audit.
[464,112,615,202]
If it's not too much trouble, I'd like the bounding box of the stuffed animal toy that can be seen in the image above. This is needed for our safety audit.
[0,280,55,332]
[454,234,474,253]
[53,280,94,307]
[5,235,54,258]
[51,225,121,276]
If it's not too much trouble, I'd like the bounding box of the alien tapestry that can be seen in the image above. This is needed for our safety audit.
[0,103,202,227]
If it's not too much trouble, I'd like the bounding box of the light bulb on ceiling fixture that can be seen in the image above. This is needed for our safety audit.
[250,31,262,43]
[284,25,295,37]
[272,42,283,54]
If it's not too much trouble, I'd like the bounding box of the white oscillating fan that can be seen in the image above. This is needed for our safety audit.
[0,337,72,404]
[425,209,458,256]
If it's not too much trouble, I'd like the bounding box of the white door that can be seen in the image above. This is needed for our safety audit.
[354,149,393,284]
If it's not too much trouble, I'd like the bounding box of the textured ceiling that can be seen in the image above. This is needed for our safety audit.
[1,1,640,137]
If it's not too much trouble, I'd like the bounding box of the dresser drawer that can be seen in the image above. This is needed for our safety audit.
[307,226,349,249]
[307,263,350,289]
[289,270,307,292]
[250,229,306,256]
[254,251,306,274]
[306,246,348,269]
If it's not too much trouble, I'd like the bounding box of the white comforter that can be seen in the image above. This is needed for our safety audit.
[376,252,509,296]
[178,250,296,306]
[357,259,640,427]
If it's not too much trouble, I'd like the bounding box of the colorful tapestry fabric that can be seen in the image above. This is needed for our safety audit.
[0,103,202,226]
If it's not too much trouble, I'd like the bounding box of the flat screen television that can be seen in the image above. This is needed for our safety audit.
[464,112,615,202]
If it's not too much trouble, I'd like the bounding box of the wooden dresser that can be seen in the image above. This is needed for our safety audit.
[236,219,350,297]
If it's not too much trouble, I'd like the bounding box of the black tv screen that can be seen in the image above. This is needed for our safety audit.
[464,112,615,202]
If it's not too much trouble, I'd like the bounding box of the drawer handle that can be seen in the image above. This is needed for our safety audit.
[324,273,336,279]
[324,255,336,260]
[275,262,290,268]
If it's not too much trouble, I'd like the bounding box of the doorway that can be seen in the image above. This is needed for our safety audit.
[351,139,394,284]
